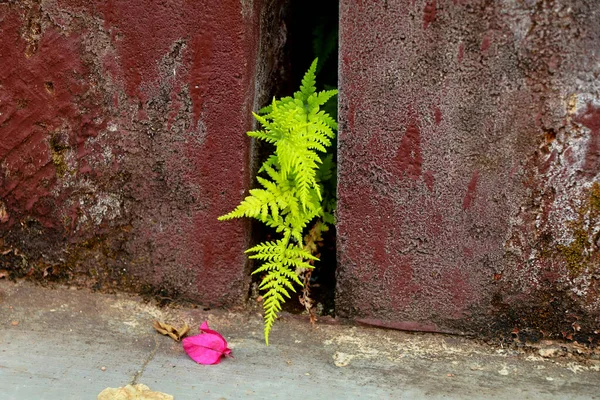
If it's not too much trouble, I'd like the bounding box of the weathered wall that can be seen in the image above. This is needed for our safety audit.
[0,0,270,306]
[337,0,600,342]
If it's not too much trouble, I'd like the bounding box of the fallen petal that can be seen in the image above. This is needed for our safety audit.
[182,321,232,365]
[199,321,229,349]
[183,337,225,364]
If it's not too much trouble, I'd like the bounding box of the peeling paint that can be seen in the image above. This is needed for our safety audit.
[0,0,268,306]
[337,0,600,343]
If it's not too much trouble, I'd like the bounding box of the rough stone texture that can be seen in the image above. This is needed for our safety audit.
[337,0,600,343]
[0,0,268,306]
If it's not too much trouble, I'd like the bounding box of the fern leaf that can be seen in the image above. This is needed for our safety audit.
[298,58,318,102]
[219,58,338,345]
[312,89,338,108]
[247,130,278,144]
[246,240,280,254]
[262,292,280,346]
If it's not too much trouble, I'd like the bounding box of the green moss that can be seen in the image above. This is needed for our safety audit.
[558,228,588,275]
[558,182,600,277]
[589,182,600,215]
[51,152,68,177]
[48,135,70,178]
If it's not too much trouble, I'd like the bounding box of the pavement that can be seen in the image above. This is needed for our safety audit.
[0,280,599,399]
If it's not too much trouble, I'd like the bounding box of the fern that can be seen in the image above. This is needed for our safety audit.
[219,59,337,345]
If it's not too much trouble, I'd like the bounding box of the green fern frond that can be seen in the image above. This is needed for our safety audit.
[247,130,278,144]
[312,89,338,108]
[219,58,337,345]
[319,112,338,131]
[298,58,318,102]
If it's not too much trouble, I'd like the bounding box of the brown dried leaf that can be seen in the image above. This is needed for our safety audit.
[179,323,190,336]
[153,320,169,335]
[152,320,189,342]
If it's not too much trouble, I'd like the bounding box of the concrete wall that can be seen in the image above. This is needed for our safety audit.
[0,0,277,306]
[3,0,600,344]
[336,0,600,342]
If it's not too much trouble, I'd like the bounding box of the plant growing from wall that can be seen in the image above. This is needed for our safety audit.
[219,59,337,345]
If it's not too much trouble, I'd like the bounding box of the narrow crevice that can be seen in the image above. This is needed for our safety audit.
[248,0,340,317]
[245,0,292,306]
[286,0,339,317]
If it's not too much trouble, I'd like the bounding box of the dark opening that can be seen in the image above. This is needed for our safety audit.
[284,0,339,318]
[250,0,339,318]
[284,0,339,120]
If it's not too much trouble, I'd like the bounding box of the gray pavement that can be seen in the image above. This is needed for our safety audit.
[0,280,598,399]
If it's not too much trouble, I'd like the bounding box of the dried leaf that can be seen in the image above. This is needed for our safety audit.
[0,270,7,279]
[97,384,173,400]
[153,320,190,342]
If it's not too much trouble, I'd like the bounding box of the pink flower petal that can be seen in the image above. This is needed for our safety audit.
[182,321,232,365]
[200,322,228,346]
[182,337,224,364]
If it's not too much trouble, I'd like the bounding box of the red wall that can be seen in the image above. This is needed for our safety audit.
[0,0,264,306]
[337,0,600,342]
[3,0,600,344]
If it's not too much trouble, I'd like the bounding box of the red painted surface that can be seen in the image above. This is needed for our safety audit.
[576,104,600,177]
[4,0,600,345]
[338,0,600,342]
[462,170,479,210]
[394,121,423,181]
[422,0,436,29]
[457,43,464,63]
[0,0,263,306]
[423,170,434,192]
[480,35,491,53]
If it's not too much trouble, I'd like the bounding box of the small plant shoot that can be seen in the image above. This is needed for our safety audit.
[219,59,337,345]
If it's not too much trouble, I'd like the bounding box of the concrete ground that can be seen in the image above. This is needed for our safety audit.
[0,280,599,399]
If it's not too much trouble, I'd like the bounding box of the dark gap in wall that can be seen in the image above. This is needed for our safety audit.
[248,0,339,318]
[281,0,339,317]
